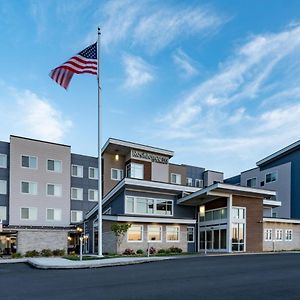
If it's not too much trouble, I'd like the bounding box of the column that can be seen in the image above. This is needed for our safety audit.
[227,195,232,253]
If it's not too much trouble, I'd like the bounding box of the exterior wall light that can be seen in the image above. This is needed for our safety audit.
[115,154,119,161]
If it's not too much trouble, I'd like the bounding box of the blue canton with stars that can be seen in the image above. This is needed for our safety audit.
[78,42,97,59]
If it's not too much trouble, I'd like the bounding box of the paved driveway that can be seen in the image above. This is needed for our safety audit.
[1,253,300,300]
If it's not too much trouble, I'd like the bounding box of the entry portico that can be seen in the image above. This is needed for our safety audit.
[178,183,279,253]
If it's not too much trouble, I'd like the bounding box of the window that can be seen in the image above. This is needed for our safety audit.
[265,229,272,241]
[125,196,173,216]
[166,226,180,242]
[187,227,194,242]
[47,184,62,197]
[147,225,162,242]
[0,154,7,168]
[89,167,99,179]
[0,206,7,221]
[200,207,227,222]
[127,225,143,242]
[88,189,98,201]
[46,208,62,221]
[126,163,144,179]
[195,179,203,188]
[21,155,37,169]
[20,207,37,220]
[47,159,62,173]
[232,223,245,252]
[21,181,37,195]
[71,165,83,177]
[232,207,245,220]
[275,229,283,241]
[285,229,293,241]
[186,178,193,186]
[71,210,83,223]
[111,168,124,181]
[170,173,181,185]
[71,188,83,200]
[266,172,277,183]
[246,178,257,188]
[0,180,7,195]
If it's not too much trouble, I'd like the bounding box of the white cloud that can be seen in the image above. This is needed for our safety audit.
[122,54,154,88]
[173,49,198,78]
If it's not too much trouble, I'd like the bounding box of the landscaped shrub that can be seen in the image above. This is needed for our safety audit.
[136,249,144,255]
[165,249,171,255]
[52,249,65,256]
[40,249,53,257]
[123,248,135,255]
[169,246,182,253]
[11,252,22,258]
[25,250,40,257]
[149,246,156,255]
[157,249,166,254]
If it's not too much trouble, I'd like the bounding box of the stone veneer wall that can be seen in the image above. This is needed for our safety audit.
[17,229,68,254]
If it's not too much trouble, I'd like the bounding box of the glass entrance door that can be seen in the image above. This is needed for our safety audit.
[199,228,227,251]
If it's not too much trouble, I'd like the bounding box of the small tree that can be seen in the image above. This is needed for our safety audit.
[111,223,132,247]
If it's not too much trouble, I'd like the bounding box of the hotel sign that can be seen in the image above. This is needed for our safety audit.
[131,150,169,164]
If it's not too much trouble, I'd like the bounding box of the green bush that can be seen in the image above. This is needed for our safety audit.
[165,249,171,255]
[157,249,166,254]
[52,249,65,256]
[40,249,52,257]
[169,246,182,254]
[25,250,40,257]
[11,252,22,258]
[136,249,144,255]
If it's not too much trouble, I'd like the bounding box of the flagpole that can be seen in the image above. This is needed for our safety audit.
[97,27,103,257]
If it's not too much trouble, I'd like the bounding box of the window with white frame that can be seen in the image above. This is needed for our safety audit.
[127,225,143,242]
[0,154,7,168]
[71,165,83,178]
[47,184,62,197]
[21,155,37,169]
[186,178,193,186]
[71,210,83,223]
[275,229,283,241]
[232,207,245,220]
[264,229,272,241]
[89,167,99,179]
[147,225,162,242]
[166,226,180,242]
[126,163,144,179]
[0,206,7,221]
[71,187,83,200]
[88,189,98,201]
[285,229,293,241]
[47,159,62,173]
[187,227,194,243]
[21,181,37,195]
[195,179,203,188]
[125,196,173,216]
[46,208,62,221]
[0,180,7,195]
[170,173,181,185]
[246,177,257,188]
[111,168,124,181]
[266,172,277,183]
[20,207,37,220]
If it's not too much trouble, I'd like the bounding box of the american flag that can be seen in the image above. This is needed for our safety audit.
[49,42,97,89]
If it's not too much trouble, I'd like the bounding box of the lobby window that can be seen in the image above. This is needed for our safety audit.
[232,223,245,252]
[187,227,195,243]
[89,167,99,179]
[0,154,7,168]
[285,229,293,241]
[126,163,144,179]
[170,173,181,185]
[266,172,277,183]
[186,178,193,186]
[71,210,83,223]
[47,159,62,173]
[20,207,37,221]
[0,180,7,195]
[246,177,257,188]
[147,225,162,242]
[71,187,83,200]
[200,207,227,222]
[0,206,7,221]
[264,229,272,241]
[47,184,62,197]
[21,181,37,195]
[88,189,98,201]
[46,208,62,221]
[21,155,37,169]
[232,207,245,220]
[275,229,283,241]
[166,226,180,242]
[195,179,203,188]
[127,225,143,242]
[111,168,124,181]
[71,165,83,178]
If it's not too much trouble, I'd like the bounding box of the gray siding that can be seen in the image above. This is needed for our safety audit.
[0,141,9,225]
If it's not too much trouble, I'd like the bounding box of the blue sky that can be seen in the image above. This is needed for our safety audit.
[1,0,300,177]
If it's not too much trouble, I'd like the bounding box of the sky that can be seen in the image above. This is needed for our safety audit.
[1,0,300,177]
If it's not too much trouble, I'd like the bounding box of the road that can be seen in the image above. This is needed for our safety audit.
[1,253,300,300]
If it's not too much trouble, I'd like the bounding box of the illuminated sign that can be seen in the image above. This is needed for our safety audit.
[131,150,169,164]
